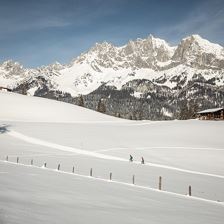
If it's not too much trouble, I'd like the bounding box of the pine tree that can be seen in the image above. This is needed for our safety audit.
[97,99,106,113]
[188,100,199,118]
[179,100,198,120]
[78,95,84,107]
[179,104,189,120]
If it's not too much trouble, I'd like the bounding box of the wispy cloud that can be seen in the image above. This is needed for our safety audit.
[0,18,72,35]
[0,0,123,36]
[155,0,224,45]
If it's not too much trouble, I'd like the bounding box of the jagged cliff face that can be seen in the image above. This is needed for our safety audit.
[0,60,26,83]
[75,35,175,70]
[1,34,224,120]
[172,35,224,69]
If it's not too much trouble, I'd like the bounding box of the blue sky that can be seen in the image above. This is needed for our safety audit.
[0,0,224,67]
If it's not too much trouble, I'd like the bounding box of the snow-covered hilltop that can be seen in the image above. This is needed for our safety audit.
[0,34,224,120]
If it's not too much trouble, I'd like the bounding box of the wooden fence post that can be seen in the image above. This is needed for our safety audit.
[189,185,192,196]
[44,162,47,168]
[58,164,60,170]
[110,172,112,180]
[6,156,8,161]
[90,168,93,177]
[17,157,19,163]
[31,159,33,165]
[72,166,75,173]
[159,176,162,190]
[132,175,135,184]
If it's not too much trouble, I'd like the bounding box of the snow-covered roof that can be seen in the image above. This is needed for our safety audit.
[197,107,223,114]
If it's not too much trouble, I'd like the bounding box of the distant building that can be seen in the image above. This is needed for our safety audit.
[197,108,224,120]
[0,86,12,92]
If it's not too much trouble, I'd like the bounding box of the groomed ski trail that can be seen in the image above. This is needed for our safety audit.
[7,130,224,180]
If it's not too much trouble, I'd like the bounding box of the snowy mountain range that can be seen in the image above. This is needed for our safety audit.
[1,34,224,120]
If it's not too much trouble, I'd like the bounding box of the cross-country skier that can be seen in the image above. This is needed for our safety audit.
[129,155,133,162]
[141,157,145,164]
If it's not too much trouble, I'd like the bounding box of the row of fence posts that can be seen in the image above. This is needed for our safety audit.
[4,156,192,196]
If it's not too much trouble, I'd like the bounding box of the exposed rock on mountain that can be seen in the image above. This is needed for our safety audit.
[172,35,224,69]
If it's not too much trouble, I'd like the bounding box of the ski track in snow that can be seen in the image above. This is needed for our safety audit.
[97,146,224,152]
[1,160,223,207]
[138,146,224,151]
[7,130,224,180]
[7,130,126,162]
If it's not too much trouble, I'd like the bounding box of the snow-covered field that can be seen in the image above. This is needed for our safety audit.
[0,92,224,224]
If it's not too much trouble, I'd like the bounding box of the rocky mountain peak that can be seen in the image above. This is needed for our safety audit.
[182,34,223,54]
[0,60,26,82]
[74,34,176,70]
[1,60,23,70]
[172,34,224,69]
[42,61,64,71]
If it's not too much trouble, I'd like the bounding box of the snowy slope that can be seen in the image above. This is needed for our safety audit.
[0,92,224,223]
[0,92,119,122]
[55,63,224,96]
[0,162,223,224]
